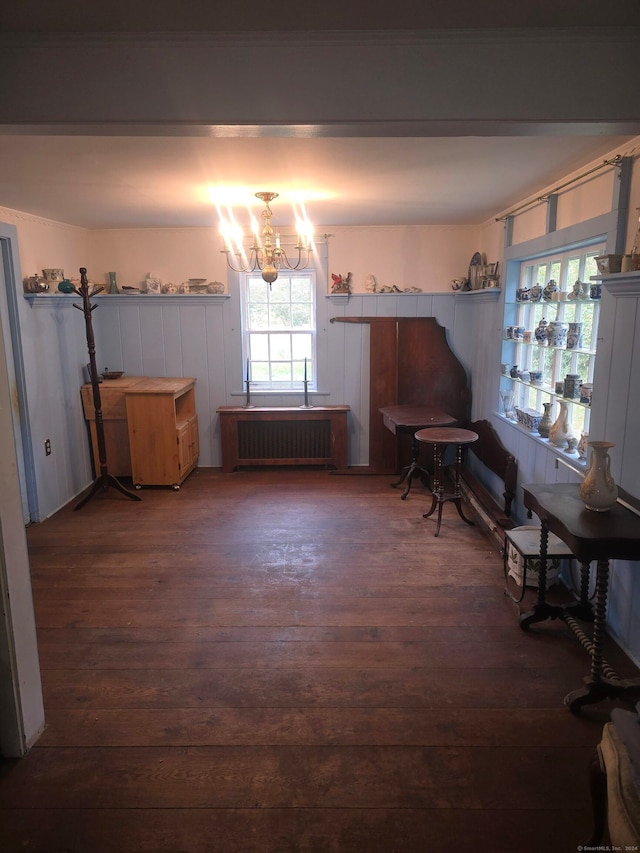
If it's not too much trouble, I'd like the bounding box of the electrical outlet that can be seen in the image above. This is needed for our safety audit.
[44,438,51,456]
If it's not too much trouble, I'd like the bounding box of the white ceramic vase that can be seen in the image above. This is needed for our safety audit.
[548,400,575,447]
[579,441,618,512]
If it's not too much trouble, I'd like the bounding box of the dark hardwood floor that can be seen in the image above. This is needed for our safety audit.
[1,468,636,852]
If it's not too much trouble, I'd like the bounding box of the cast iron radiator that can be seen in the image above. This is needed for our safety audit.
[237,419,332,462]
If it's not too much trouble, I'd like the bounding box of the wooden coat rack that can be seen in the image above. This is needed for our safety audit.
[73,267,141,510]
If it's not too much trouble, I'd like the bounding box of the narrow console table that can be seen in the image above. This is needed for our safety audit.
[521,482,640,714]
[217,406,350,473]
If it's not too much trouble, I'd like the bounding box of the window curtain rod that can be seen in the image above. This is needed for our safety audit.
[495,154,623,222]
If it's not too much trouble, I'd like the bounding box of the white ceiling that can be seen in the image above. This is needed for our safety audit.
[0,133,633,230]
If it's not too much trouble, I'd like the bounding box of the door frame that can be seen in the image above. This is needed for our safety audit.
[0,224,38,523]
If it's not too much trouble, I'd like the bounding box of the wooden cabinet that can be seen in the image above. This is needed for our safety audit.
[81,376,198,489]
[125,378,198,489]
[80,376,146,477]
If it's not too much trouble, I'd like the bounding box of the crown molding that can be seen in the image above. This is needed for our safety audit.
[1,27,638,49]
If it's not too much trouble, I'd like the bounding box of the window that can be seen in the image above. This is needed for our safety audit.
[500,243,604,446]
[241,270,316,391]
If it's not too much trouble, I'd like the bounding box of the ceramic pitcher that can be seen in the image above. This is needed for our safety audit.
[548,400,575,447]
[579,441,618,512]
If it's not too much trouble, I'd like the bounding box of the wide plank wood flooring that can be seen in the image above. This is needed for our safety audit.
[2,468,637,852]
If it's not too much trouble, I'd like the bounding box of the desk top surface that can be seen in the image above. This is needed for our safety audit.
[379,405,456,431]
[523,482,640,563]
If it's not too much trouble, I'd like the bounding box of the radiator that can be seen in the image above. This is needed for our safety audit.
[238,419,331,462]
[217,406,350,473]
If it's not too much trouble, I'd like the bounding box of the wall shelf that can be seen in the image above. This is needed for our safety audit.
[24,293,231,307]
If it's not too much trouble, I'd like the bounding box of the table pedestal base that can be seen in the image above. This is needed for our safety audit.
[391,435,431,499]
[416,428,479,537]
[565,676,640,714]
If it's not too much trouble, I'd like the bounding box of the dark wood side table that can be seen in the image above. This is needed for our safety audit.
[521,482,640,714]
[416,427,479,537]
[379,405,457,499]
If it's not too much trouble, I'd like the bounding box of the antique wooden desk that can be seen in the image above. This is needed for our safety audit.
[379,404,456,499]
[521,482,640,714]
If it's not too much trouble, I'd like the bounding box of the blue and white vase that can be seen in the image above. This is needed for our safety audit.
[566,322,582,350]
[547,321,568,348]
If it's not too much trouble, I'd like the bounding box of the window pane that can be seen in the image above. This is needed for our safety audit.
[249,304,269,329]
[269,279,291,302]
[292,304,312,327]
[269,303,292,328]
[293,361,308,381]
[566,257,580,288]
[252,362,270,382]
[271,362,292,382]
[249,334,269,360]
[584,254,599,280]
[248,278,269,303]
[292,334,312,359]
[270,334,291,360]
[291,277,312,300]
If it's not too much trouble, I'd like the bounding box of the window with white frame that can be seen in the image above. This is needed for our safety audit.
[241,270,317,391]
[500,243,604,442]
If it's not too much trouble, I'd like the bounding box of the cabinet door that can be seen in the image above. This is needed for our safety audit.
[188,415,199,467]
[177,416,199,480]
[177,422,190,476]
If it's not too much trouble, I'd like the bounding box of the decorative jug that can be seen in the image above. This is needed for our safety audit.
[579,441,618,512]
[543,279,558,301]
[534,318,549,344]
[537,402,553,438]
[548,400,575,447]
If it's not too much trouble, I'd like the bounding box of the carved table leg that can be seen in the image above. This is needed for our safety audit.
[422,442,442,523]
[519,520,557,630]
[452,441,474,526]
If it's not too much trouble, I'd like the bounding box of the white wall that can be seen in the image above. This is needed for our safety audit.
[88,224,482,295]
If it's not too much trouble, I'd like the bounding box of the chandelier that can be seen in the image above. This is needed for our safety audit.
[220,191,313,285]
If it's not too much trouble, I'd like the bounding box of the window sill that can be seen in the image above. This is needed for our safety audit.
[230,390,330,398]
[495,412,586,474]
